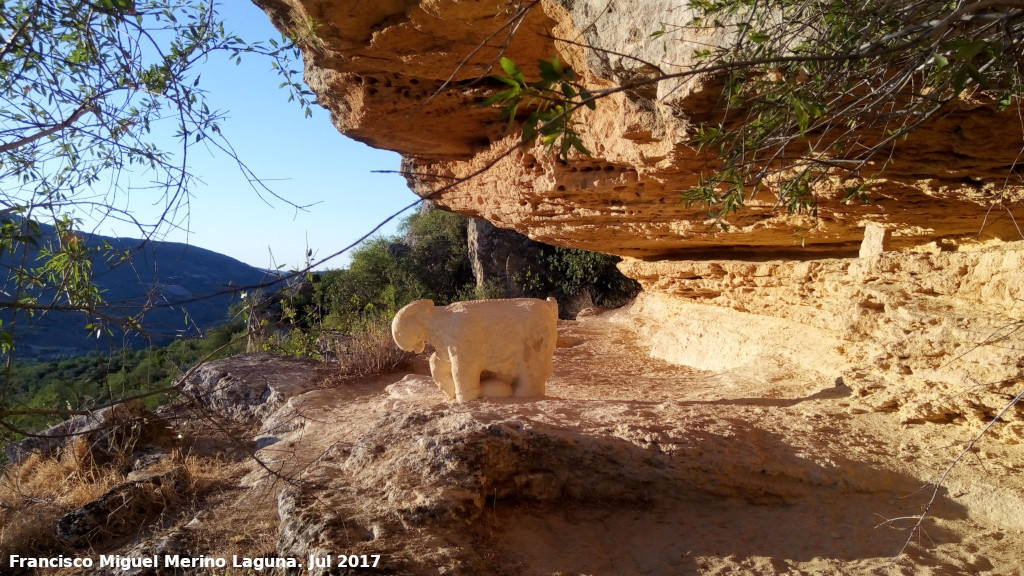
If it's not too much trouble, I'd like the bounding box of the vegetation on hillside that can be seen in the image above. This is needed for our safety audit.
[2,319,245,437]
[2,206,639,449]
[250,206,639,359]
[0,0,314,448]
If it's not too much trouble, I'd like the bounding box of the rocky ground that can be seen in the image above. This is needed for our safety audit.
[19,297,1022,576]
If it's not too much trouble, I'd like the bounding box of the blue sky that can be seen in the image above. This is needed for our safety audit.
[91,1,420,271]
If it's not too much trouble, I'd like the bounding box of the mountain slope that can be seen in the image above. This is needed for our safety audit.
[1,223,274,356]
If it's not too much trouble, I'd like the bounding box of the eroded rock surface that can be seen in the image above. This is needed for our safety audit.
[179,354,323,424]
[622,240,1024,403]
[4,401,172,465]
[253,0,1024,256]
[263,313,1023,575]
[16,311,1022,575]
[211,1,1024,572]
[249,0,1024,409]
[467,217,543,295]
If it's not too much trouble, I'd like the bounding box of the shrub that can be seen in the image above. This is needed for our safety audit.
[313,208,476,331]
[458,279,510,301]
[333,314,414,377]
[514,246,640,316]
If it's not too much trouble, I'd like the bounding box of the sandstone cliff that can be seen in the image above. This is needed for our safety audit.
[3,4,1023,575]
[211,2,1024,572]
[254,0,1024,257]
[251,0,1024,404]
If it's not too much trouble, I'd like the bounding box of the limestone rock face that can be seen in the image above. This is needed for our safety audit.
[178,354,322,424]
[4,401,171,465]
[254,0,1024,256]
[250,0,1024,472]
[619,240,1024,441]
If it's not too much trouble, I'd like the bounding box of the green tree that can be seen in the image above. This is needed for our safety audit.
[512,245,639,314]
[402,207,475,302]
[0,0,308,440]
[315,237,429,330]
[312,208,476,331]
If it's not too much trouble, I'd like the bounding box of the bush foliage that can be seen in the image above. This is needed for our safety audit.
[3,319,246,437]
[307,207,637,330]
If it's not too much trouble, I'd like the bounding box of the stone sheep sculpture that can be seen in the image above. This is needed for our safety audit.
[391,298,559,401]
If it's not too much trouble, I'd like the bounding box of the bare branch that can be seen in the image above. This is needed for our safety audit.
[0,104,100,154]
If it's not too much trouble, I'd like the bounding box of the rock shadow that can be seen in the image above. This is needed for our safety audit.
[489,418,967,575]
[276,404,967,576]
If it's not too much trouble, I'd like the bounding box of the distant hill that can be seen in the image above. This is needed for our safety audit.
[0,222,275,357]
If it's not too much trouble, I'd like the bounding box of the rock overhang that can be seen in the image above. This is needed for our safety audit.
[252,0,1024,262]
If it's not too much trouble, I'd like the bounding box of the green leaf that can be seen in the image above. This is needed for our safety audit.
[494,75,522,88]
[522,118,538,144]
[0,329,12,353]
[953,70,969,96]
[841,185,870,204]
[500,57,520,78]
[965,64,988,87]
[570,135,591,157]
[998,92,1013,111]
[538,59,559,82]
[505,102,520,130]
[748,31,769,44]
[793,99,810,136]
[97,0,135,15]
[580,89,596,110]
[481,86,520,107]
[552,55,564,77]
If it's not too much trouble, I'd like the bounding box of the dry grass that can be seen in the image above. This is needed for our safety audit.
[0,431,235,563]
[0,437,124,557]
[186,492,280,565]
[334,316,415,377]
[561,288,597,319]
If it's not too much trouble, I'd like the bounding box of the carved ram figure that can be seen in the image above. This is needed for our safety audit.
[391,298,558,401]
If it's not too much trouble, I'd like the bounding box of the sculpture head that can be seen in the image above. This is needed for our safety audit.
[391,299,436,353]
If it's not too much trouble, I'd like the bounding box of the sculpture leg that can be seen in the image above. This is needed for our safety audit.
[513,357,552,398]
[429,353,457,399]
[451,356,482,402]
